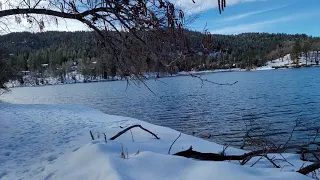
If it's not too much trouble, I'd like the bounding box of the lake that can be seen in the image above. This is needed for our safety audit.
[2,67,320,148]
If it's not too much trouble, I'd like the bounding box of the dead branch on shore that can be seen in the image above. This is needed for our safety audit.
[90,130,95,140]
[130,130,134,142]
[249,155,280,168]
[168,133,182,154]
[173,145,320,176]
[173,146,295,161]
[220,144,229,156]
[298,162,320,175]
[173,118,320,177]
[110,125,160,140]
[103,133,107,143]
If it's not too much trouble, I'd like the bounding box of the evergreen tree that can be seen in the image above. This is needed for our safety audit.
[292,40,302,65]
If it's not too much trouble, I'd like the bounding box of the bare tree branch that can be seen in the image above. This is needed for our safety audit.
[110,124,160,140]
[188,72,238,86]
[168,132,181,154]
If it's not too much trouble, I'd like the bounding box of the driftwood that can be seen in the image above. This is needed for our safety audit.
[297,162,320,175]
[173,146,293,161]
[107,120,320,176]
[110,125,160,140]
[174,146,320,176]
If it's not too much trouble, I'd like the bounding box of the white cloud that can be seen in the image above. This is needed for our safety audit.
[0,16,89,34]
[0,0,266,34]
[0,0,89,34]
[210,16,295,34]
[175,0,266,14]
[220,5,287,22]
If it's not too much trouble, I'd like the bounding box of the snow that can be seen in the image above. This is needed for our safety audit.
[256,53,319,71]
[256,54,293,71]
[5,52,320,89]
[0,102,314,180]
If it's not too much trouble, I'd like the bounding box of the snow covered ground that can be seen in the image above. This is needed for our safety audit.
[256,54,318,71]
[0,103,314,179]
[256,54,293,71]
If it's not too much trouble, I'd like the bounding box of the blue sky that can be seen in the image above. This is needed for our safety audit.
[3,0,320,36]
[182,0,320,36]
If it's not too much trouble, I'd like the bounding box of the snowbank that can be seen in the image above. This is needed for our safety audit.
[256,53,319,71]
[0,103,312,179]
[256,54,293,71]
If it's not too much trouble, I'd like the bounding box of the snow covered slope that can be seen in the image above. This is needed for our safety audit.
[0,103,312,180]
[256,54,293,70]
[256,53,319,71]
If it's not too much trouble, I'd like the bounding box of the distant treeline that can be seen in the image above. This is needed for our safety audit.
[1,30,319,80]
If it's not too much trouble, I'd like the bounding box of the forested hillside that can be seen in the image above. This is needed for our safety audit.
[1,30,320,81]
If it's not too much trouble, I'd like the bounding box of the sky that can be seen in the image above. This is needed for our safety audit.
[184,0,320,36]
[1,0,320,36]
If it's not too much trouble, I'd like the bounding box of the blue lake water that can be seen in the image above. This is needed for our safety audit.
[2,67,320,147]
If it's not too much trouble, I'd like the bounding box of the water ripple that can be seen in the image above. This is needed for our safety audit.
[2,67,320,148]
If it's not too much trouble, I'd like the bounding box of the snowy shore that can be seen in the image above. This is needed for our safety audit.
[6,53,320,89]
[0,103,313,179]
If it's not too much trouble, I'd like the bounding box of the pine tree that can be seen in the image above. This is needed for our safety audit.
[292,40,302,66]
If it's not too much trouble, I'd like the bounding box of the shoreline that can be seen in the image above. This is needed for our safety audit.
[6,65,320,89]
[0,103,313,179]
[6,64,320,89]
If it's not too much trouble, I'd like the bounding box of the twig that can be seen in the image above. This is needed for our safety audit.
[188,72,238,86]
[282,120,299,148]
[110,124,160,140]
[126,148,129,159]
[125,78,129,91]
[220,144,229,156]
[264,155,280,168]
[130,130,134,142]
[120,144,126,159]
[241,156,252,165]
[168,133,182,154]
[299,162,308,171]
[90,130,95,140]
[250,155,264,167]
[103,133,107,143]
[279,153,294,167]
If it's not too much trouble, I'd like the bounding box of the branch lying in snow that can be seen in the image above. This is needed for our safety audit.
[103,133,107,143]
[168,133,181,154]
[110,125,160,140]
[173,146,296,161]
[174,146,320,176]
[130,130,134,142]
[248,155,280,168]
[90,130,95,140]
[297,162,320,175]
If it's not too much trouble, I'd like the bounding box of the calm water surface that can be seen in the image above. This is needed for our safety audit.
[2,67,320,147]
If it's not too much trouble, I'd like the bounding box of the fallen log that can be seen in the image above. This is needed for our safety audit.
[173,146,289,161]
[174,146,244,161]
[297,162,320,175]
[174,146,320,176]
